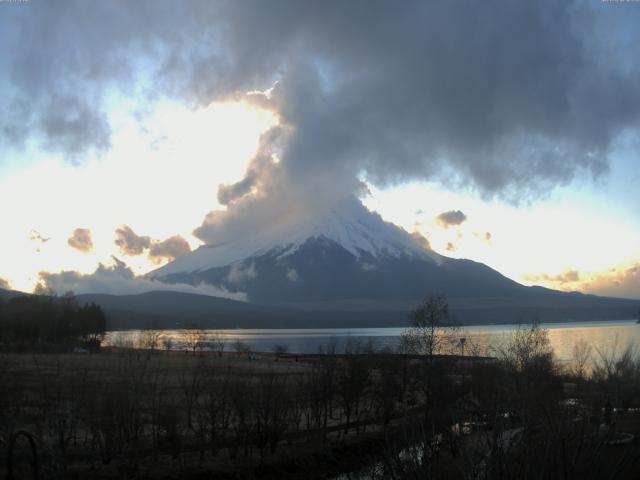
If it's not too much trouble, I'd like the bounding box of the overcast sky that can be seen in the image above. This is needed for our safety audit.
[0,0,639,299]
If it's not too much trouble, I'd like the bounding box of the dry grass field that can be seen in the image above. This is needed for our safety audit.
[2,332,640,479]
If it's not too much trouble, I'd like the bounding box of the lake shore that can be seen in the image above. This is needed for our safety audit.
[105,319,640,361]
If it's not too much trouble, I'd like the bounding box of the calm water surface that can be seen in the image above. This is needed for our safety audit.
[105,319,640,362]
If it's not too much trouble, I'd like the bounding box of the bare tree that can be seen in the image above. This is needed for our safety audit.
[177,357,206,433]
[317,335,338,355]
[592,339,640,412]
[496,320,553,373]
[402,295,459,357]
[233,340,251,358]
[273,343,289,356]
[338,355,369,434]
[111,331,134,350]
[182,324,206,354]
[202,369,232,456]
[571,338,593,381]
[139,329,162,352]
[161,334,174,351]
[211,332,226,357]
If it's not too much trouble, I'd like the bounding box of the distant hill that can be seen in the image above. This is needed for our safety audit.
[74,290,640,330]
[0,288,27,301]
[1,286,637,330]
[75,291,408,329]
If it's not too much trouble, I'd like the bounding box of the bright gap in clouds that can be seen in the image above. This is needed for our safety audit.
[0,99,277,292]
[363,181,640,299]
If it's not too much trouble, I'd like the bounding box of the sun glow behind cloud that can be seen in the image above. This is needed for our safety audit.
[0,99,278,292]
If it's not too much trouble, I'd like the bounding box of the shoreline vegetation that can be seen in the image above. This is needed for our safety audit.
[1,295,640,478]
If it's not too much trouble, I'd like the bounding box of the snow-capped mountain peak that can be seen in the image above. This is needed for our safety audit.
[152,199,439,277]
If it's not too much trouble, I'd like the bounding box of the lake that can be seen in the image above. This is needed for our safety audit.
[105,319,640,363]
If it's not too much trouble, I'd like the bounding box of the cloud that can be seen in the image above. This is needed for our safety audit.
[28,230,50,243]
[524,270,581,284]
[360,262,376,272]
[543,270,580,284]
[116,227,192,264]
[114,226,151,256]
[436,210,467,228]
[286,268,299,282]
[446,242,457,253]
[67,228,94,253]
[473,231,493,244]
[555,270,580,283]
[37,95,111,159]
[410,231,432,251]
[193,145,355,245]
[523,264,640,300]
[3,3,638,187]
[148,235,191,264]
[0,277,10,290]
[28,230,51,253]
[580,264,640,300]
[226,262,257,285]
[3,1,640,251]
[199,0,638,213]
[38,257,247,301]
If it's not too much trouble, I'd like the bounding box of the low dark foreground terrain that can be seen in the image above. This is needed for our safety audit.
[2,326,640,480]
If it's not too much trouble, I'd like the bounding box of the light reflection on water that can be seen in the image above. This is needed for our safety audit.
[104,320,640,361]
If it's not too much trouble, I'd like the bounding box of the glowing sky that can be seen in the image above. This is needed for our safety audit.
[0,99,277,293]
[0,1,639,299]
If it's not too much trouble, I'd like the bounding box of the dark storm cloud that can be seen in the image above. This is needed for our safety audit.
[3,1,640,236]
[436,210,467,228]
[67,228,94,253]
[148,235,192,264]
[193,1,640,243]
[209,0,639,201]
[38,96,111,158]
[114,226,151,256]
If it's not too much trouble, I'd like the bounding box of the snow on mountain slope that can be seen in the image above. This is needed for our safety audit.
[149,198,543,304]
[152,199,440,277]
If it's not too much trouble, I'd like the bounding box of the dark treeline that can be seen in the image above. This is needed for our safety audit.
[0,293,106,351]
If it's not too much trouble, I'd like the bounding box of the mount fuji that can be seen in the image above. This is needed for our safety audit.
[150,199,544,306]
[71,198,633,327]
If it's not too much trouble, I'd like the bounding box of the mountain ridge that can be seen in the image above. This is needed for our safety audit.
[75,290,638,330]
[2,287,637,330]
[147,199,638,312]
